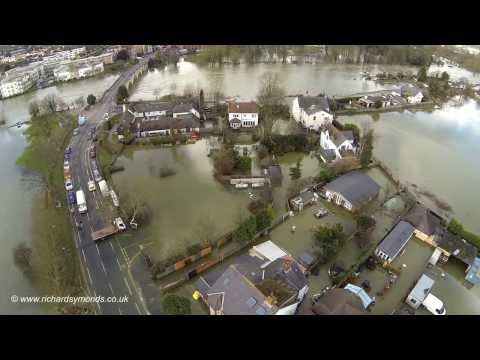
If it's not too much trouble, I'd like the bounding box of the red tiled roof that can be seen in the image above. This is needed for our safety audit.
[228,101,258,114]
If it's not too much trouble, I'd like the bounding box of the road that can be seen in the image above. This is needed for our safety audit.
[67,56,152,315]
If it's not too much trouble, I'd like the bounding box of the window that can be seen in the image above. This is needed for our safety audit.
[313,116,316,120]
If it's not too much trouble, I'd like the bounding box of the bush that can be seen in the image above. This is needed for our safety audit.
[447,219,480,249]
[315,168,335,183]
[162,294,191,315]
[261,134,308,155]
[235,156,252,173]
[313,224,346,264]
[255,209,272,232]
[87,94,96,106]
[233,217,257,244]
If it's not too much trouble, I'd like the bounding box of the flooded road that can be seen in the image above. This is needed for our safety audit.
[0,74,119,314]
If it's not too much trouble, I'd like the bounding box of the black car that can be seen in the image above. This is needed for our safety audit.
[68,191,76,205]
[65,146,72,155]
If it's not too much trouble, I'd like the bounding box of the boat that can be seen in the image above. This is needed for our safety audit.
[235,183,248,189]
[251,182,264,188]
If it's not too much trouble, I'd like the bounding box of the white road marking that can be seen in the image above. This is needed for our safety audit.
[135,302,141,315]
[86,267,93,285]
[101,260,107,276]
[108,283,114,295]
[116,258,122,271]
[86,212,90,221]
[124,277,133,295]
[82,248,87,263]
[77,231,82,241]
[118,308,123,315]
[96,245,101,256]
[110,242,115,251]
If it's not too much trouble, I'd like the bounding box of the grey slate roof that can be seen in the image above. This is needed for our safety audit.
[341,130,354,142]
[436,229,478,266]
[319,148,337,162]
[130,101,172,114]
[324,171,380,208]
[294,190,316,204]
[298,252,316,268]
[172,103,196,114]
[403,203,443,237]
[376,221,415,259]
[132,115,200,132]
[301,288,366,315]
[400,84,422,96]
[298,95,330,115]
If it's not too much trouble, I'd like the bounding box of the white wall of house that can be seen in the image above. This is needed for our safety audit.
[407,92,424,104]
[325,190,354,211]
[292,97,333,131]
[173,107,200,119]
[228,112,258,128]
[276,301,300,315]
[320,129,355,160]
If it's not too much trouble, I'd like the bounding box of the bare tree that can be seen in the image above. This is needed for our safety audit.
[40,94,61,114]
[74,96,85,109]
[28,100,40,118]
[256,71,286,139]
[209,75,224,105]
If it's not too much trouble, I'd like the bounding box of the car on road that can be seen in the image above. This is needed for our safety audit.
[93,169,102,182]
[68,191,76,205]
[65,178,74,191]
[64,169,72,180]
[114,217,126,231]
[89,146,96,159]
[88,180,96,192]
[63,160,70,171]
[73,128,80,136]
[64,153,71,161]
[65,146,72,155]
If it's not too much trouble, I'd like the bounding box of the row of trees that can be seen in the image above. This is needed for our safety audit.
[28,93,96,118]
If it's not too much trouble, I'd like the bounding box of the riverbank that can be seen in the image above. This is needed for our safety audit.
[15,112,92,314]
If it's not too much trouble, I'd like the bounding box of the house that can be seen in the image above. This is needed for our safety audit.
[403,202,444,247]
[227,100,259,129]
[319,124,356,162]
[129,102,172,118]
[131,115,200,137]
[300,287,366,315]
[323,171,380,212]
[435,229,478,268]
[375,221,415,264]
[406,274,435,309]
[172,103,201,119]
[358,95,390,108]
[297,252,316,271]
[290,190,319,211]
[400,84,424,104]
[195,241,309,315]
[292,95,333,131]
[465,257,480,285]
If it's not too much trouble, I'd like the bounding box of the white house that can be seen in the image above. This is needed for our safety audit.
[172,103,201,119]
[400,85,424,104]
[292,95,333,131]
[319,124,356,162]
[227,100,259,129]
[0,63,42,98]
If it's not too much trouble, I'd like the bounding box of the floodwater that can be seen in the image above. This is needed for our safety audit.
[337,99,480,234]
[0,74,119,314]
[2,58,480,314]
[111,141,251,261]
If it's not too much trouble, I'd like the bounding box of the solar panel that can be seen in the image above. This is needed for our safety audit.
[246,297,257,308]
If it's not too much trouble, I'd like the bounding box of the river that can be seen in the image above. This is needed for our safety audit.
[1,59,480,314]
[0,74,119,314]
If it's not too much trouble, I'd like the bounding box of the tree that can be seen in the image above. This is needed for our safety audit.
[74,96,85,109]
[40,94,61,114]
[235,156,252,173]
[28,100,40,118]
[356,215,376,232]
[313,223,346,264]
[116,49,129,61]
[87,94,96,106]
[162,294,191,315]
[116,85,129,103]
[257,71,286,139]
[255,209,272,232]
[13,242,33,278]
[233,216,257,244]
[213,147,235,175]
[441,71,450,82]
[316,167,335,183]
[289,158,302,180]
[360,129,374,167]
[417,66,428,82]
[199,89,205,109]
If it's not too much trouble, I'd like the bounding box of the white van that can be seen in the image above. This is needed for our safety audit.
[422,293,446,315]
[76,190,87,214]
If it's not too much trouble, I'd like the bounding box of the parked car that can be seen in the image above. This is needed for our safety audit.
[68,191,76,205]
[72,128,79,136]
[64,153,71,161]
[88,180,96,192]
[64,169,72,180]
[63,160,70,171]
[65,178,74,191]
[65,146,72,155]
[93,169,102,182]
[89,146,96,159]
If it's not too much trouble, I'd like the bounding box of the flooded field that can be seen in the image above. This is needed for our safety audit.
[111,140,250,261]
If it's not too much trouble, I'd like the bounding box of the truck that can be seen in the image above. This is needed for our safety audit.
[98,180,109,197]
[91,217,126,241]
[422,293,446,315]
[76,190,87,214]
